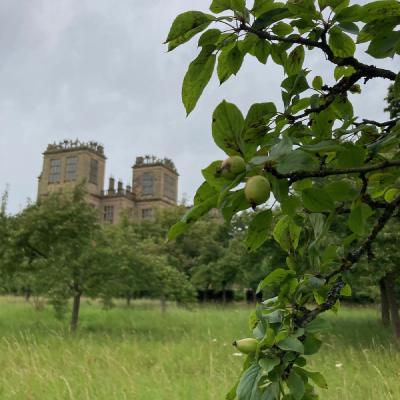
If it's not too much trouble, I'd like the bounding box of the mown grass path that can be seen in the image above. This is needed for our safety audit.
[0,297,398,399]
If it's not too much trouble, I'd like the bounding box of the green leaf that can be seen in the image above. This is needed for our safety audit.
[328,26,355,57]
[276,150,319,174]
[277,336,304,353]
[253,7,291,29]
[384,188,400,202]
[218,43,244,83]
[325,180,358,202]
[334,65,356,80]
[361,1,400,23]
[166,11,214,51]
[367,31,400,58]
[198,29,221,47]
[305,317,330,333]
[338,22,359,34]
[357,18,400,43]
[253,0,279,17]
[336,143,366,167]
[249,38,271,64]
[212,100,245,155]
[287,370,305,400]
[257,268,295,293]
[287,0,319,19]
[259,357,280,373]
[300,369,328,389]
[202,160,231,190]
[246,210,273,252]
[210,0,232,13]
[182,47,216,115]
[333,4,363,23]
[245,102,277,128]
[312,76,323,90]
[332,96,353,120]
[302,188,335,212]
[273,215,301,252]
[281,196,302,217]
[341,283,352,296]
[272,22,293,36]
[236,363,264,400]
[286,46,305,75]
[303,334,322,355]
[348,203,373,235]
[281,72,309,97]
[194,182,218,205]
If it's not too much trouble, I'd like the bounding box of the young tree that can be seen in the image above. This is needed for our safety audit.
[10,186,109,331]
[166,1,400,398]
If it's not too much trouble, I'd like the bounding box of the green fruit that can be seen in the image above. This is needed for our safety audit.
[244,176,271,206]
[233,338,258,354]
[220,156,246,179]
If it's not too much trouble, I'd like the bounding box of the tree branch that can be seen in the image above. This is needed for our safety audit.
[241,25,397,81]
[297,194,400,326]
[264,159,400,183]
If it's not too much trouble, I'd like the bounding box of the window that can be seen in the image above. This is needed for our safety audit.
[89,159,98,184]
[49,159,61,183]
[103,205,114,223]
[142,208,153,219]
[163,173,176,200]
[142,172,154,196]
[65,156,78,181]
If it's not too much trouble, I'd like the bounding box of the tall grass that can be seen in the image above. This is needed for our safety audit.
[0,297,398,399]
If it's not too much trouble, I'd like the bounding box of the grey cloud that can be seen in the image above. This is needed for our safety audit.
[0,0,398,213]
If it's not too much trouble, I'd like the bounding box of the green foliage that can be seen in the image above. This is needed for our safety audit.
[167,1,400,398]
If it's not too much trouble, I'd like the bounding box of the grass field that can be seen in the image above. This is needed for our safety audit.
[0,297,399,400]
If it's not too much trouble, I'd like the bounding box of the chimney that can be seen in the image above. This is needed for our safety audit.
[117,180,123,194]
[108,177,115,193]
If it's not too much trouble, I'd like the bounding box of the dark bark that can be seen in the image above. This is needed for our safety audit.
[379,278,391,326]
[160,294,167,314]
[384,273,400,338]
[222,288,227,304]
[70,291,81,332]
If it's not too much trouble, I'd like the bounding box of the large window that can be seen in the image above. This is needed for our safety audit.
[49,159,61,183]
[141,208,153,219]
[142,172,154,196]
[103,205,114,224]
[89,159,98,184]
[65,156,78,181]
[163,173,176,200]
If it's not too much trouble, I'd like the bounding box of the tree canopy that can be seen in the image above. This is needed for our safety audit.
[166,0,400,398]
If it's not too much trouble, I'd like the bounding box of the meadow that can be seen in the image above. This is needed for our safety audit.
[0,297,398,400]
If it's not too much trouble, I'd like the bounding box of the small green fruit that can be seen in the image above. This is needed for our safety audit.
[244,176,271,206]
[220,156,246,179]
[233,338,258,354]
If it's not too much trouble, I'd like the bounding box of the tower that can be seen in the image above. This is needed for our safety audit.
[37,141,179,223]
[132,155,179,219]
[37,140,106,207]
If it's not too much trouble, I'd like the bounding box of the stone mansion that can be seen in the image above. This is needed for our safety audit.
[37,140,179,224]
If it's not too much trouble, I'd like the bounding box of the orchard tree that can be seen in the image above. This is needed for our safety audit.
[11,186,110,331]
[166,1,400,399]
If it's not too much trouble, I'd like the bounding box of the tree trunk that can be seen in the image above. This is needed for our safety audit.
[24,287,31,302]
[379,278,391,326]
[70,291,81,332]
[160,294,167,314]
[384,273,400,339]
[126,293,132,306]
[222,288,227,304]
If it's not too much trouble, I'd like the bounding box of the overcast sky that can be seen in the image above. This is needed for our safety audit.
[0,0,398,213]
